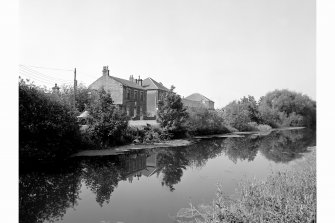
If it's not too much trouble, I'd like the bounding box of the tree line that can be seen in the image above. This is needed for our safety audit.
[19,78,316,162]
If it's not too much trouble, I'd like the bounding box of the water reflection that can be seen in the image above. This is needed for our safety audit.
[19,129,316,223]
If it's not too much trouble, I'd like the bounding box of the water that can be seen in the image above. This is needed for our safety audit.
[19,129,316,223]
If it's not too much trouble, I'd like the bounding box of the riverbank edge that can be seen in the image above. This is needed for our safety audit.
[71,126,307,157]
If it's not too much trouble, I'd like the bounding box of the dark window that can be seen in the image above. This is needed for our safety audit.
[134,90,138,100]
[140,92,143,101]
[127,89,130,99]
[131,89,134,99]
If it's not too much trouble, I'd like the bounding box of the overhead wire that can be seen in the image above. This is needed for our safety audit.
[19,65,73,83]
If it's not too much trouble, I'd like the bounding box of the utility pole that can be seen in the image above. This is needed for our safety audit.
[74,68,77,109]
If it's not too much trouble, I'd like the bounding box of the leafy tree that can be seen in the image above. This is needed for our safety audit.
[19,78,83,162]
[157,86,189,138]
[258,90,316,128]
[220,95,261,131]
[59,83,91,113]
[86,89,129,147]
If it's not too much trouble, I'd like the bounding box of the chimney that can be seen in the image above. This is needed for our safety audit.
[129,75,134,82]
[52,83,60,94]
[137,75,143,86]
[102,66,109,76]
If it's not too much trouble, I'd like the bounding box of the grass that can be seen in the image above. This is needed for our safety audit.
[176,148,316,223]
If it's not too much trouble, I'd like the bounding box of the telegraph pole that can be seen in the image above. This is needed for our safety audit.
[74,68,77,109]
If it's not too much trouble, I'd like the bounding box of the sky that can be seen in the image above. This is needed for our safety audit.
[19,0,315,108]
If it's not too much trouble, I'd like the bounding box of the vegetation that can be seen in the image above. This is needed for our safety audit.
[19,78,85,162]
[187,107,230,135]
[220,90,316,132]
[176,149,316,223]
[157,86,189,138]
[58,83,91,113]
[86,89,129,148]
[258,89,316,129]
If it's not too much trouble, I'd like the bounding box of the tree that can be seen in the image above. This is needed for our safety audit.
[258,90,316,128]
[86,89,129,147]
[19,78,83,161]
[157,86,189,138]
[59,83,91,113]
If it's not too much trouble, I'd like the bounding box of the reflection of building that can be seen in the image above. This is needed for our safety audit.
[119,151,158,182]
[182,93,215,110]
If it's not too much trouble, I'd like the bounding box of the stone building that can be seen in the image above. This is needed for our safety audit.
[142,77,169,118]
[182,93,215,110]
[88,66,147,119]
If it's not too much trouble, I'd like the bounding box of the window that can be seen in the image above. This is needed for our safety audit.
[140,91,144,101]
[134,90,138,100]
[126,106,130,116]
[134,107,137,117]
[127,89,130,100]
[131,89,134,99]
[140,107,143,116]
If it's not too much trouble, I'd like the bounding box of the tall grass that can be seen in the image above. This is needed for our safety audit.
[176,148,316,223]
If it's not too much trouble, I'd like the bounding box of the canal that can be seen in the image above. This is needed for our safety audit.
[19,128,316,223]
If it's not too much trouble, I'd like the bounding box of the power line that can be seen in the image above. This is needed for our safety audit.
[20,64,73,72]
[19,70,72,85]
[19,65,73,83]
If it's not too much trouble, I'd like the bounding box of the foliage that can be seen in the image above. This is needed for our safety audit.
[86,89,129,148]
[258,89,316,129]
[19,78,84,162]
[59,83,91,113]
[126,125,172,143]
[187,107,230,136]
[176,149,316,223]
[157,86,189,138]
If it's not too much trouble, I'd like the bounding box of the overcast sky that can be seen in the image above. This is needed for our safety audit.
[20,0,315,108]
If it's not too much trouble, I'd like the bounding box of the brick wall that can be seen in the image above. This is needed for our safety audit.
[146,90,158,117]
[88,76,123,104]
[122,86,147,119]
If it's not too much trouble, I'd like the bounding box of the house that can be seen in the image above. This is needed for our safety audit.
[142,77,169,118]
[88,66,147,119]
[182,93,215,110]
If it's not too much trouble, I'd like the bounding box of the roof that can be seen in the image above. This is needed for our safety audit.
[110,76,146,90]
[185,93,213,102]
[142,77,169,91]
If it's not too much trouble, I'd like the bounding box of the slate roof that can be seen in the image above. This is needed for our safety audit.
[142,77,169,91]
[185,93,213,102]
[110,76,146,90]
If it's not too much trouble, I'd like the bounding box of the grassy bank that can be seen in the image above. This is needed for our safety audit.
[177,147,316,223]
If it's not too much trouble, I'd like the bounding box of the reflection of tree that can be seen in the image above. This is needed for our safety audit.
[156,149,189,191]
[223,137,259,163]
[258,129,316,163]
[19,166,81,223]
[156,140,226,191]
[81,157,122,206]
[184,139,225,168]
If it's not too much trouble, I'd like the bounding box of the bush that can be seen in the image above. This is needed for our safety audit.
[19,78,84,162]
[187,107,230,136]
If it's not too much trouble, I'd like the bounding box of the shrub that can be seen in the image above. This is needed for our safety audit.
[187,107,230,136]
[19,78,84,162]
